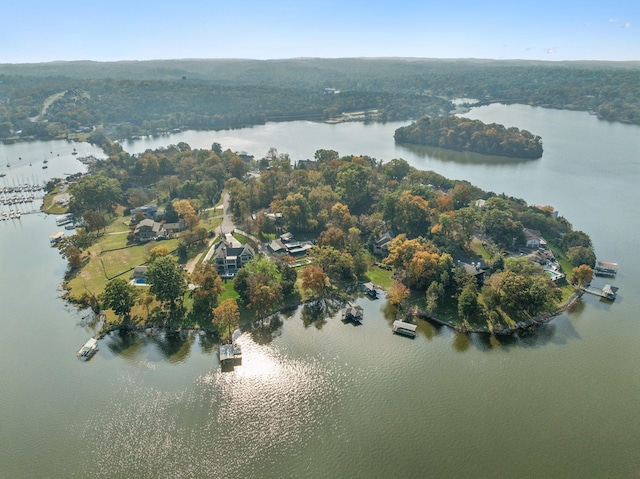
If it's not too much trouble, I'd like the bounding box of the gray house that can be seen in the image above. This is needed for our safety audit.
[212,237,255,277]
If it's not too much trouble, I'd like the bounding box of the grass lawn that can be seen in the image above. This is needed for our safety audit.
[365,265,394,290]
[469,237,492,260]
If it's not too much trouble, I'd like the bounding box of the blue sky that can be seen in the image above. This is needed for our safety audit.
[1,0,638,63]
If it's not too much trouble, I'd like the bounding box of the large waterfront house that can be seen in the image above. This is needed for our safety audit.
[212,235,255,277]
[133,218,186,243]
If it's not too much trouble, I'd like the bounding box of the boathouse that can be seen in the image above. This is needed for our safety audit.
[342,302,364,322]
[363,282,377,298]
[594,261,619,277]
[50,231,65,245]
[392,320,417,338]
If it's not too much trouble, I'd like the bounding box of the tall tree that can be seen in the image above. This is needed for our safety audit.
[212,299,240,342]
[146,255,187,316]
[101,278,139,322]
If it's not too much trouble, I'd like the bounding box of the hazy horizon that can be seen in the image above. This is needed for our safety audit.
[1,0,638,64]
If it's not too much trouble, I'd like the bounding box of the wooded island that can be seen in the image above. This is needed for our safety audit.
[394,115,543,158]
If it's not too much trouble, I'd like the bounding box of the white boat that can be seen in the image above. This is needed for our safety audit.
[77,338,99,360]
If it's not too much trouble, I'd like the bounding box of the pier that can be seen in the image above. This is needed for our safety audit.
[581,284,618,301]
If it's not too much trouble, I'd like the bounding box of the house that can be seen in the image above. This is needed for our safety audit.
[130,204,158,219]
[457,261,486,284]
[133,219,186,243]
[475,199,486,208]
[523,228,544,249]
[212,236,255,277]
[373,231,395,257]
[268,232,314,257]
[133,219,163,242]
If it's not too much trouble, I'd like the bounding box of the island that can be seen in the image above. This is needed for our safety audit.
[394,115,543,158]
[45,137,598,341]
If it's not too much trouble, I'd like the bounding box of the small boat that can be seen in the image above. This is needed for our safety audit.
[77,338,99,360]
[42,165,48,169]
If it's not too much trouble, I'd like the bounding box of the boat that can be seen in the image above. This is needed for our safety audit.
[42,165,48,169]
[77,338,99,360]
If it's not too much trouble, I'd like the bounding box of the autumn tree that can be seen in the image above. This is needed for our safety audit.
[301,266,328,299]
[388,281,409,306]
[148,245,170,262]
[173,199,199,230]
[191,263,224,321]
[65,245,83,270]
[212,298,240,342]
[572,264,594,287]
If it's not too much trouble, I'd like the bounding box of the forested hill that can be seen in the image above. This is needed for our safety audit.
[1,58,640,140]
[394,116,544,159]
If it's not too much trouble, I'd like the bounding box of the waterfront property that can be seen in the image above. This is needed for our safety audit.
[212,235,255,277]
[373,231,394,257]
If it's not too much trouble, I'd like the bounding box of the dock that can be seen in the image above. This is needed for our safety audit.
[219,344,235,362]
[49,231,65,245]
[392,320,417,338]
[582,284,618,301]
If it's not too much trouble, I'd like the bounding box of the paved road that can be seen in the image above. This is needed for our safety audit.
[185,192,233,274]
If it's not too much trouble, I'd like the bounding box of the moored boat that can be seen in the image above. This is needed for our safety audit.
[77,338,98,360]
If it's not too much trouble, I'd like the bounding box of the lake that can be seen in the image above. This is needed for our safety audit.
[1,105,639,478]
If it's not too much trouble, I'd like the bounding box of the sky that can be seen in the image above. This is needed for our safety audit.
[1,0,638,63]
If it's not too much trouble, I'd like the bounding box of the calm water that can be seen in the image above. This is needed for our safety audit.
[1,107,639,478]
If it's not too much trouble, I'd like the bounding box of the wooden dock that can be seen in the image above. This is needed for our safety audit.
[582,284,618,300]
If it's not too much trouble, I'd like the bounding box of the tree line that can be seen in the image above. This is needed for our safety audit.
[2,58,640,141]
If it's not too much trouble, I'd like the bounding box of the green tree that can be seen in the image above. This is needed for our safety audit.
[69,174,121,216]
[566,246,596,267]
[458,284,479,320]
[101,278,139,322]
[147,255,187,316]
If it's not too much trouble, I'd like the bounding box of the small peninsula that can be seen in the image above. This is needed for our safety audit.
[394,115,543,159]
